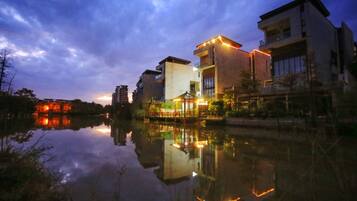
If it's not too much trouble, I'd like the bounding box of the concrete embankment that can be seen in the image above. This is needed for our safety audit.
[225,117,306,129]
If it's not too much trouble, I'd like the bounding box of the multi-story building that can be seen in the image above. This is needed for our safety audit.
[258,0,355,89]
[155,56,200,100]
[112,85,128,105]
[36,99,72,114]
[194,35,271,99]
[132,70,163,106]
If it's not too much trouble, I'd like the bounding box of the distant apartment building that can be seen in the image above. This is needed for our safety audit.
[112,85,128,105]
[155,56,200,100]
[194,35,271,99]
[132,70,163,106]
[258,0,355,89]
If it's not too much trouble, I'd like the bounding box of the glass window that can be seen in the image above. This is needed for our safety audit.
[289,57,295,74]
[284,58,289,75]
[301,56,306,72]
[274,61,279,77]
[294,56,299,73]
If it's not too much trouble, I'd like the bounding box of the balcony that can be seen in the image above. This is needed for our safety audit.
[260,30,291,46]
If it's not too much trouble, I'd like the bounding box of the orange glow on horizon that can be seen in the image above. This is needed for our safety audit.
[97,95,112,101]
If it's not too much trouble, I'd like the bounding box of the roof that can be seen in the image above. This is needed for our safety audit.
[142,69,161,75]
[196,35,242,49]
[260,0,330,20]
[174,91,196,100]
[158,56,191,65]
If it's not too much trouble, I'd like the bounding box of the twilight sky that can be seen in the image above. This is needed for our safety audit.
[0,0,356,105]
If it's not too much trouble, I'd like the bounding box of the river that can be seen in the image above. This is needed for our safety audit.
[1,115,356,201]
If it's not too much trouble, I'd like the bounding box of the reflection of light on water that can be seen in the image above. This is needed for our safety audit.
[61,172,71,184]
[95,126,111,135]
[126,131,132,138]
[252,188,275,197]
[43,118,48,125]
[126,131,132,143]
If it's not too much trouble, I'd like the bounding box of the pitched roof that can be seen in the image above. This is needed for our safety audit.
[196,35,242,49]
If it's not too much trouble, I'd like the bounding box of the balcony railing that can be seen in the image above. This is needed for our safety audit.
[260,31,291,47]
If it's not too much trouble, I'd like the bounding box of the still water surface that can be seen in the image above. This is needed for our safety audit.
[2,116,357,201]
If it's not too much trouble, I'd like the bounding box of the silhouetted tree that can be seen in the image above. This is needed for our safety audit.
[277,73,299,92]
[15,88,37,101]
[0,49,13,92]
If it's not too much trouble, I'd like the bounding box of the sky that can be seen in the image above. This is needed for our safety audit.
[0,0,356,105]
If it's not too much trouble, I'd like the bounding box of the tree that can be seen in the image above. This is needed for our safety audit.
[238,70,261,112]
[0,49,13,92]
[238,70,260,94]
[277,73,299,92]
[208,100,224,116]
[14,88,37,101]
[223,91,235,111]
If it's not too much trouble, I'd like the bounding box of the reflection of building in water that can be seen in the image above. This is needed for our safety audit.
[194,137,275,201]
[132,123,357,201]
[35,115,104,130]
[110,123,132,146]
[36,99,72,114]
[35,116,71,129]
[132,124,276,201]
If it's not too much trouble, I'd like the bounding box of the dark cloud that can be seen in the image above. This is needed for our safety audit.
[0,0,356,103]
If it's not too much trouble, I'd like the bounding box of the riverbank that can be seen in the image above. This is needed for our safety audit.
[142,116,357,136]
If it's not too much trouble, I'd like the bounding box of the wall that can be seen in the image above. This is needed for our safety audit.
[141,74,163,103]
[305,1,339,85]
[252,51,272,86]
[164,62,199,100]
[215,44,250,97]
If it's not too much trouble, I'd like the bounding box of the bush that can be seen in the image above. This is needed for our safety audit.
[208,100,224,116]
[0,137,66,201]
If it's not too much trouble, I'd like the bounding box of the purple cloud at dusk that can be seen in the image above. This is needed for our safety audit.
[0,0,356,105]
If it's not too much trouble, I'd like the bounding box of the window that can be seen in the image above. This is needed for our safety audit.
[273,55,306,78]
[202,68,215,97]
